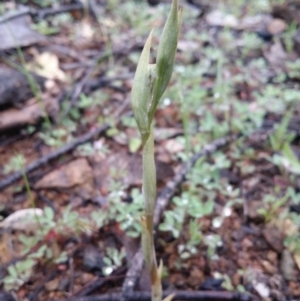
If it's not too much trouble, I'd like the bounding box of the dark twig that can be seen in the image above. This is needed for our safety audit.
[61,67,95,118]
[0,4,84,24]
[0,123,108,191]
[71,67,95,101]
[120,136,234,299]
[69,257,75,294]
[83,74,133,95]
[35,190,58,213]
[154,135,234,225]
[64,290,254,301]
[36,4,84,19]
[70,266,127,298]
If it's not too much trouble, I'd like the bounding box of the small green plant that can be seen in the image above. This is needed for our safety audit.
[39,127,73,147]
[286,59,300,79]
[2,206,92,291]
[102,247,126,276]
[257,188,289,223]
[272,142,300,175]
[240,32,262,58]
[204,234,222,260]
[131,1,182,300]
[3,154,26,174]
[269,111,294,152]
[31,20,59,35]
[159,204,186,239]
[3,259,36,291]
[177,219,203,259]
[91,184,144,238]
[282,22,297,53]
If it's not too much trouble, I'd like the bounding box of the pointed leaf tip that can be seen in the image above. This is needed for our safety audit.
[131,30,154,137]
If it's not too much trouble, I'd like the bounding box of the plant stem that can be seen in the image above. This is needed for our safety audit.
[142,125,156,216]
[141,123,162,301]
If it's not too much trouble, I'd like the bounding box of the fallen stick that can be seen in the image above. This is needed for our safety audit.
[0,95,129,191]
[66,289,254,301]
[0,124,108,191]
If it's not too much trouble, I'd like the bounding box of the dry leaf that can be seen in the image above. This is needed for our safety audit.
[35,158,93,190]
[28,52,66,81]
[0,208,43,231]
[0,97,58,132]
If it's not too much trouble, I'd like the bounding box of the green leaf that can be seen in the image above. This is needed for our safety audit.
[282,143,300,173]
[150,0,182,120]
[7,266,17,278]
[131,30,154,140]
[44,207,54,221]
[129,137,142,153]
[143,127,157,215]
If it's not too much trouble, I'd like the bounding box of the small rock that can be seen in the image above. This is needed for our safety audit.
[262,226,284,253]
[253,281,270,298]
[267,18,287,35]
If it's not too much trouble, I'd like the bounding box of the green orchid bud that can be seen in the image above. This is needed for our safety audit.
[131,2,182,300]
[131,30,154,141]
[149,0,182,121]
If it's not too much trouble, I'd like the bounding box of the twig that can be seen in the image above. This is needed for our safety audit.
[61,67,95,118]
[83,74,134,94]
[36,4,84,19]
[120,136,234,299]
[154,135,234,225]
[0,123,108,191]
[0,4,84,24]
[64,290,255,301]
[69,257,75,294]
[35,190,58,213]
[70,266,127,298]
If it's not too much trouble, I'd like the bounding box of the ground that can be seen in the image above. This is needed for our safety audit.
[0,0,300,301]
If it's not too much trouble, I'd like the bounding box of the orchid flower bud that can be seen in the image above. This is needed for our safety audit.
[150,0,182,121]
[131,30,154,143]
[131,0,182,142]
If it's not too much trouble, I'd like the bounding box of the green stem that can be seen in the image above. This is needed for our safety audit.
[142,124,156,216]
[141,123,163,301]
